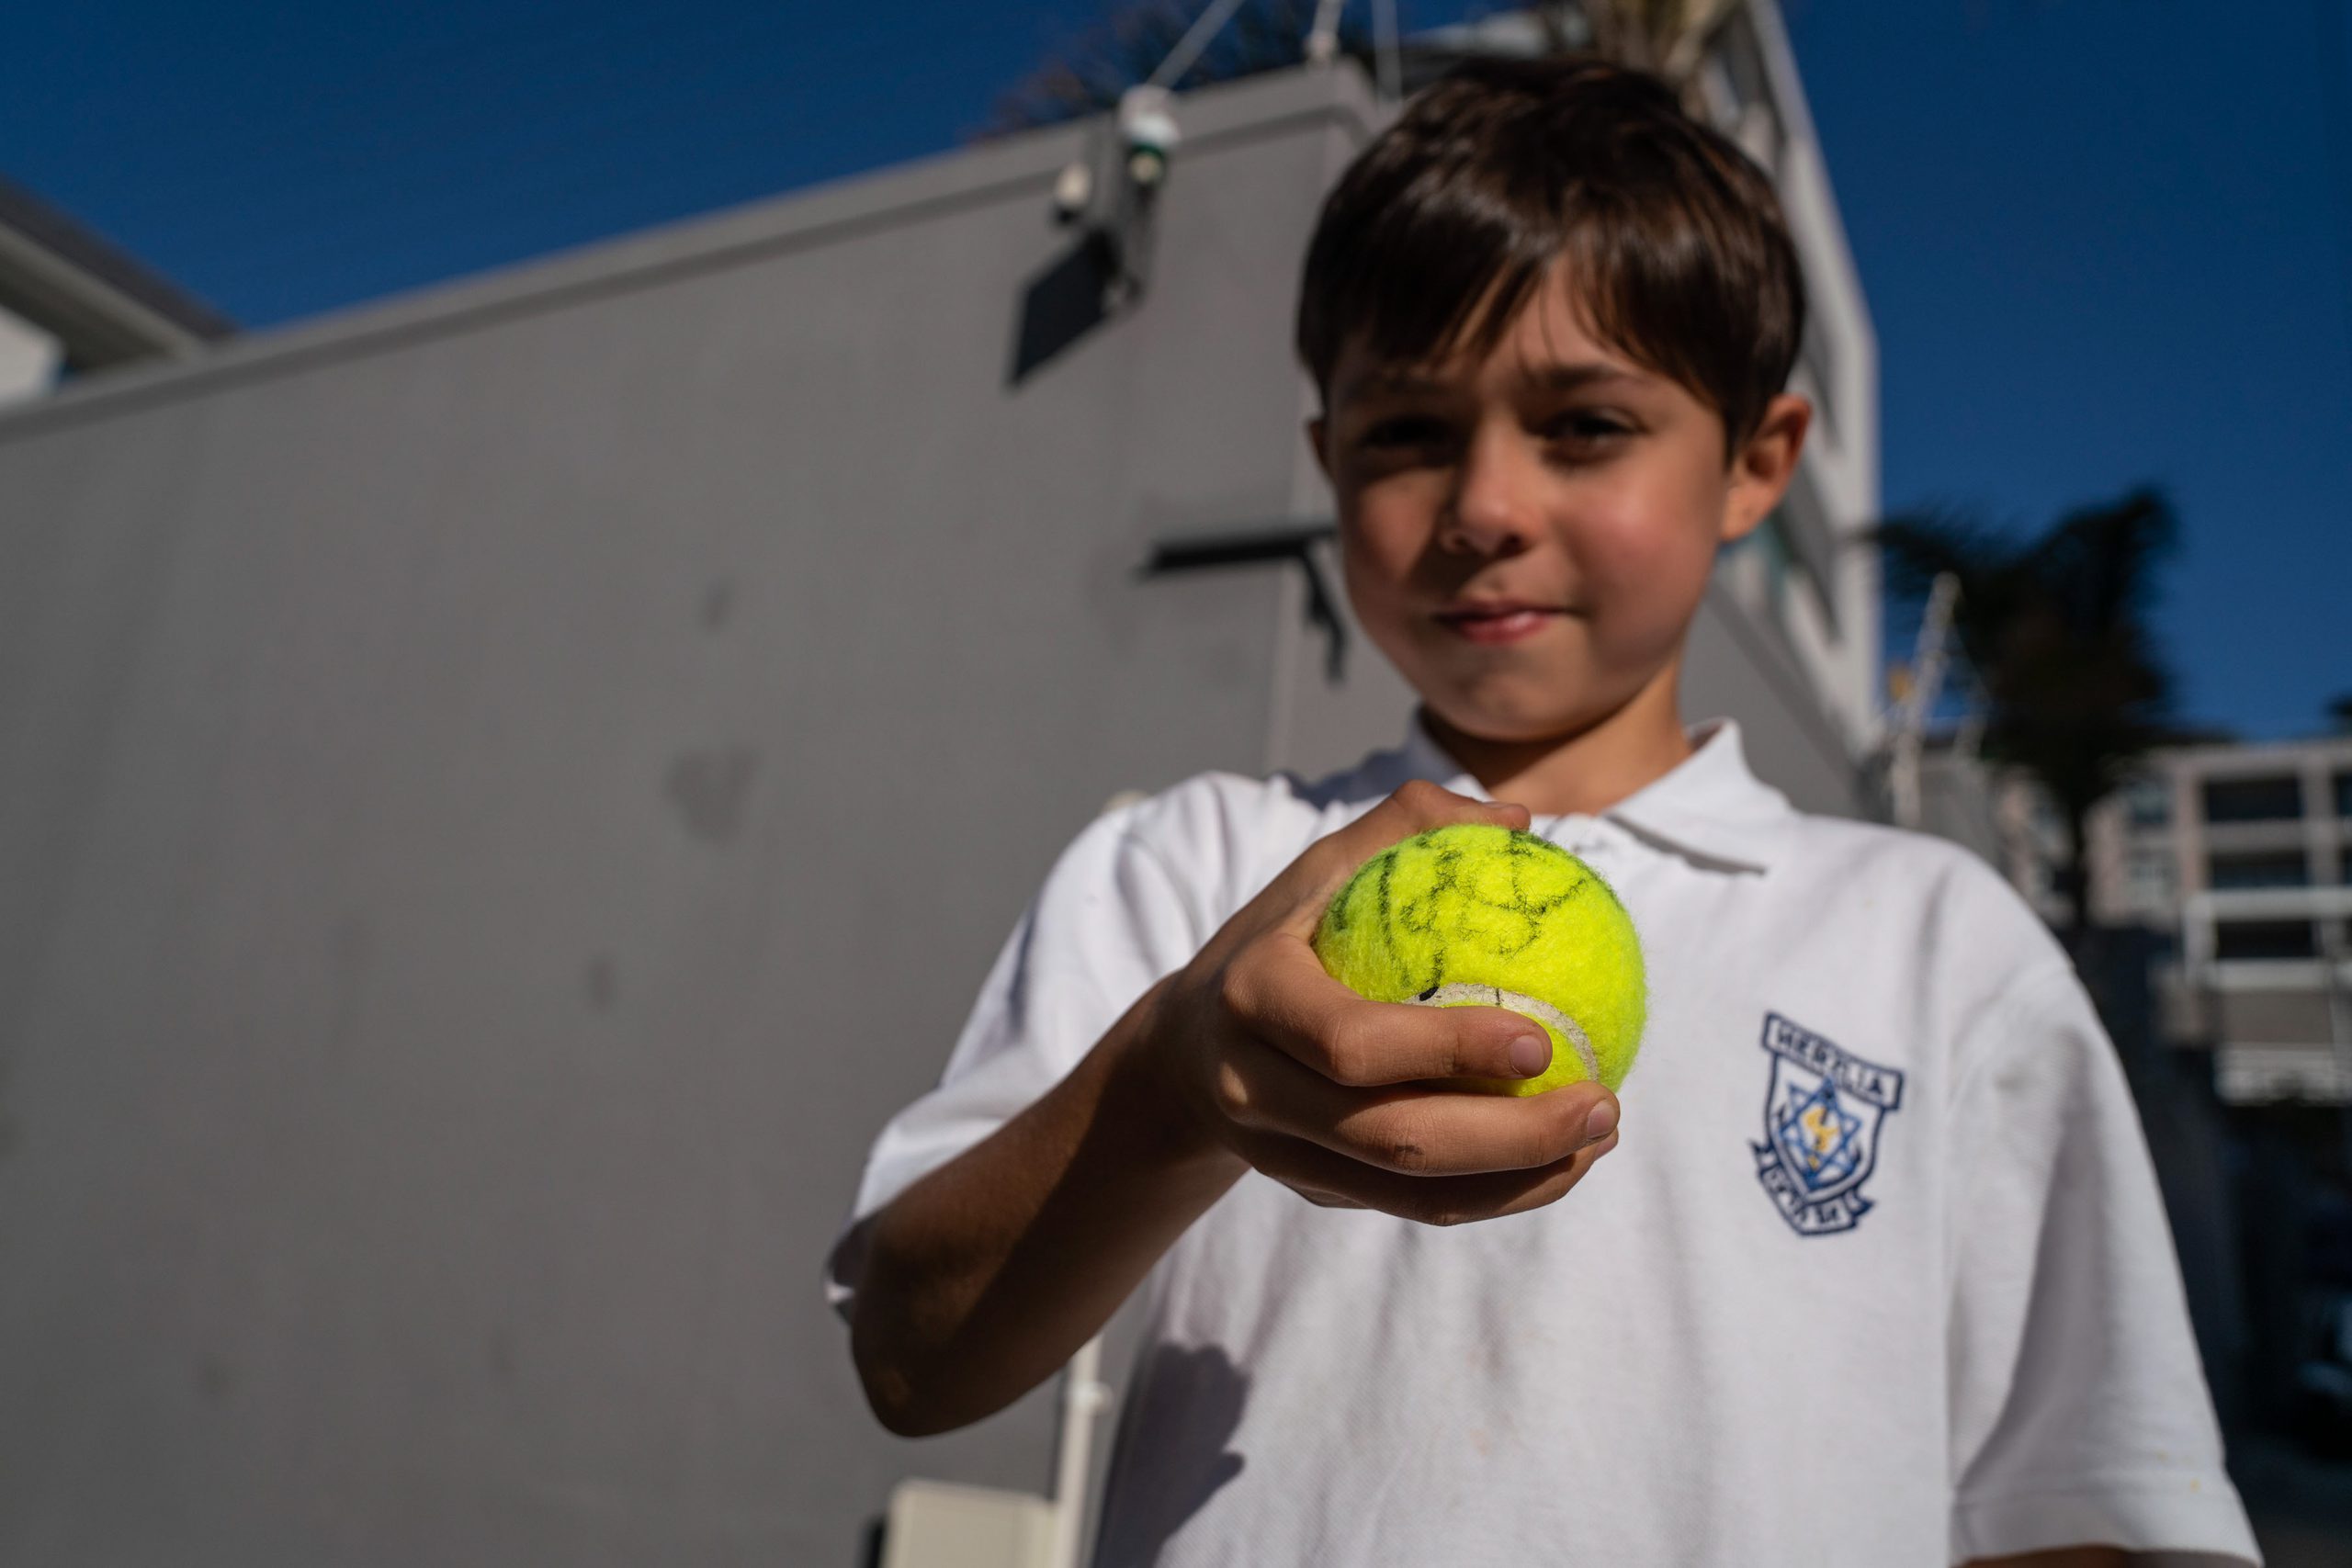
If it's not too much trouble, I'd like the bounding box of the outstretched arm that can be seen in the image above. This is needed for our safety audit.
[844,781,1623,1437]
[848,982,1241,1437]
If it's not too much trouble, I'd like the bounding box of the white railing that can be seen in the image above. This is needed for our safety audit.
[2180,886,2352,1106]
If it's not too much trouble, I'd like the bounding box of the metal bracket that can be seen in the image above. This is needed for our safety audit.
[1141,522,1347,682]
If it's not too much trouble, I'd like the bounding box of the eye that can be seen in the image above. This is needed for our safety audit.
[1546,412,1632,443]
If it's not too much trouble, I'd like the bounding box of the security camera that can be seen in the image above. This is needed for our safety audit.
[1118,86,1179,190]
[1050,159,1093,224]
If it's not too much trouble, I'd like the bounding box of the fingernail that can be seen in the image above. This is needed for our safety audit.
[1510,1034,1552,1077]
[1582,1100,1618,1145]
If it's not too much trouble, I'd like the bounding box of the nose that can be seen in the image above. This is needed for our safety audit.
[1440,422,1540,557]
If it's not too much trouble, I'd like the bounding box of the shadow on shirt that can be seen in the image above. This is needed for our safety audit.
[1090,1341,1249,1567]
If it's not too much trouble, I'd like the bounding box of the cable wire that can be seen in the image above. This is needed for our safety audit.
[1146,0,1258,89]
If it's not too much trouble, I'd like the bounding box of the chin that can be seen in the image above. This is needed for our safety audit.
[1423,667,1657,750]
[1427,694,1598,748]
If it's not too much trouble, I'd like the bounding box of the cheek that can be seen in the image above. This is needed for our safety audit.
[1575,485,1723,619]
[1336,485,1434,596]
[1336,529,1413,654]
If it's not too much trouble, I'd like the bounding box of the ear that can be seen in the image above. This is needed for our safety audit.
[1305,413,1334,490]
[1719,393,1812,547]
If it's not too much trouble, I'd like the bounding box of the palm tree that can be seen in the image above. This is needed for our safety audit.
[1871,488,2186,935]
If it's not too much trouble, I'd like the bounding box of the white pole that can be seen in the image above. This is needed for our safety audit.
[1372,0,1401,101]
[1305,0,1348,65]
[1889,570,1960,829]
[1046,1334,1113,1568]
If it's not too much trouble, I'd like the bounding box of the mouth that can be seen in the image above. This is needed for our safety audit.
[1431,600,1565,645]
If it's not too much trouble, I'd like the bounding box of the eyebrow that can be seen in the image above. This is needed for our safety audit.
[1337,361,1648,404]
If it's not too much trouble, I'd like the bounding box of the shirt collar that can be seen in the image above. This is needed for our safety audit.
[1389,711,1796,874]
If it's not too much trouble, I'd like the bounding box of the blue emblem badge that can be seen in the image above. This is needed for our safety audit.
[1752,1012,1904,1236]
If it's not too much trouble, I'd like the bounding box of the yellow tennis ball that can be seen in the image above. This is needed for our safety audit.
[1311,822,1646,1095]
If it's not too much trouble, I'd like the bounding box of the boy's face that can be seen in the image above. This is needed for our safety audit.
[1306,263,1809,751]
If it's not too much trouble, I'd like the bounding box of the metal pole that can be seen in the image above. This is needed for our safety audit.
[2322,890,2352,1171]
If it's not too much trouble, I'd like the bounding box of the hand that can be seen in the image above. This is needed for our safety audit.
[1126,779,1623,1226]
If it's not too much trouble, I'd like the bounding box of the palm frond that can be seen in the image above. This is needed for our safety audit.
[1871,485,2188,930]
[2022,486,2177,639]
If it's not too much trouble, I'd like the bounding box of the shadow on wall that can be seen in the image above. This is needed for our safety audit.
[1009,231,1120,385]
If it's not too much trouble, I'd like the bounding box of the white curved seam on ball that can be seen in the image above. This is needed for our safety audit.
[1408,983,1601,1082]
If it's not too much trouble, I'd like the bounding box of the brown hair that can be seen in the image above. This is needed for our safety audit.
[1295,54,1805,457]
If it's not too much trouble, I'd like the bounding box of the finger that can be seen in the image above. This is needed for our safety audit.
[1217,1041,1619,1177]
[1245,1123,1620,1227]
[1361,775,1534,841]
[1223,934,1555,1086]
[1275,780,1532,942]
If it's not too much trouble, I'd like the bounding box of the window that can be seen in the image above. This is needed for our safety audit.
[2025,789,2065,847]
[2335,771,2352,818]
[2208,852,2312,890]
[2201,775,2304,823]
[2125,850,2176,903]
[2214,920,2319,961]
[1714,8,1785,170]
[1716,7,1774,118]
[2120,775,2170,829]
[1796,309,1838,444]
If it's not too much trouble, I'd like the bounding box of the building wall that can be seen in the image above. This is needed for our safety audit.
[0,68,1383,1566]
[1966,734,2352,1103]
[2155,738,2352,1102]
[1728,0,1883,755]
[1914,745,2006,869]
[0,53,1879,1568]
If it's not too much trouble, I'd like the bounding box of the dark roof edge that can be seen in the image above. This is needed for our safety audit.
[0,173,238,361]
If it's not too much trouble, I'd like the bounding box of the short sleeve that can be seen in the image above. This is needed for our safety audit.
[1943,965,2261,1565]
[820,802,1207,1325]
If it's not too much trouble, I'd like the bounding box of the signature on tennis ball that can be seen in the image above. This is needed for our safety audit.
[1312,822,1646,1096]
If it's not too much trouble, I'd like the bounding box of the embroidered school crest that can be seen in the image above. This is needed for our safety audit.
[1751,1012,1905,1236]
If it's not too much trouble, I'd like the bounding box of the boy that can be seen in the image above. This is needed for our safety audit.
[825,56,2259,1567]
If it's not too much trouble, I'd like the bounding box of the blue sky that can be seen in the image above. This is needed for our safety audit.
[5,0,2347,740]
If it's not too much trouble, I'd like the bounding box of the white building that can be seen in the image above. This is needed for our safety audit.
[1938,719,2352,1106]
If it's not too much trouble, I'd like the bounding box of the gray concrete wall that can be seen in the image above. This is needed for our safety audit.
[1682,576,1871,817]
[0,59,1871,1567]
[0,66,1413,1567]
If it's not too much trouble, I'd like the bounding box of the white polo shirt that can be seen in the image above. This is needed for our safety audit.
[826,717,2260,1567]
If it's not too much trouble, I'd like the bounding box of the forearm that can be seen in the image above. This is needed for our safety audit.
[849,980,1246,1437]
